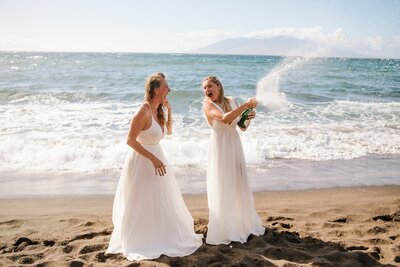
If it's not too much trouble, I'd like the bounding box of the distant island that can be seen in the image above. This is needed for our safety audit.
[190,36,365,58]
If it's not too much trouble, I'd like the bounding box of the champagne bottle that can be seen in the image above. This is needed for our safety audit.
[237,108,252,130]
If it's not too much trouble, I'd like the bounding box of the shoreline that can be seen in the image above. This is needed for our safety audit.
[1,185,399,266]
[1,154,400,197]
[0,184,399,198]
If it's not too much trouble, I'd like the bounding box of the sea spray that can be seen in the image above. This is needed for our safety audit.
[255,40,338,110]
[256,56,314,110]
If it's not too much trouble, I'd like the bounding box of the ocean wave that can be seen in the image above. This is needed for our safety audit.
[242,100,400,163]
[0,99,399,175]
[0,89,144,105]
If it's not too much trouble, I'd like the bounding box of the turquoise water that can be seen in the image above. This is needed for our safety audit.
[0,52,399,195]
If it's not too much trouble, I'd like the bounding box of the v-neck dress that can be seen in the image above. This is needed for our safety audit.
[205,98,265,245]
[106,109,202,261]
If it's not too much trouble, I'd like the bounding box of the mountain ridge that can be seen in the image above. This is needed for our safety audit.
[190,36,364,58]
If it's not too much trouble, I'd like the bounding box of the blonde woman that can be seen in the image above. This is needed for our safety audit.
[202,76,265,245]
[106,73,202,261]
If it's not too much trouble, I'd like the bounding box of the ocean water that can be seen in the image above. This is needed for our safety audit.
[0,52,399,196]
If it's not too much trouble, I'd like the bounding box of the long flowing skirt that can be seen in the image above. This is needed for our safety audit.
[206,129,265,245]
[106,144,202,261]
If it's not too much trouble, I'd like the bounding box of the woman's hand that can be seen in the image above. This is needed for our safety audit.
[150,156,167,176]
[245,98,258,109]
[163,97,172,111]
[164,98,173,135]
[248,110,256,120]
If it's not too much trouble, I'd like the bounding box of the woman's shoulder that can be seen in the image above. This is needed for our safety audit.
[203,100,220,110]
[225,96,239,108]
[225,96,237,103]
[134,102,151,118]
[202,99,214,107]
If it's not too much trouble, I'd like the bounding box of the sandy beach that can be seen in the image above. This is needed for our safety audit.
[0,186,399,266]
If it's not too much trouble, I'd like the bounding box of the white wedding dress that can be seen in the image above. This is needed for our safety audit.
[205,98,265,245]
[106,111,202,261]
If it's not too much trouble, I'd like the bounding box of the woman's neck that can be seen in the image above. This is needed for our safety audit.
[147,100,161,113]
[218,97,231,112]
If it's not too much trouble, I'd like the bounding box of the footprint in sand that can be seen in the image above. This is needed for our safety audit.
[59,218,83,224]
[367,238,391,245]
[79,221,95,227]
[394,255,400,263]
[323,222,344,228]
[13,237,38,252]
[346,245,369,251]
[19,257,35,264]
[68,259,85,267]
[14,237,38,246]
[7,253,40,265]
[271,222,292,229]
[373,212,400,222]
[79,244,105,255]
[0,219,23,228]
[95,252,107,263]
[367,226,387,234]
[373,215,393,222]
[329,217,351,223]
[63,244,74,253]
[266,216,294,222]
[66,229,111,243]
[43,239,56,247]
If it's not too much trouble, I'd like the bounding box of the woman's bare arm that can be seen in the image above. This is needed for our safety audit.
[164,100,172,135]
[126,104,167,176]
[203,98,257,125]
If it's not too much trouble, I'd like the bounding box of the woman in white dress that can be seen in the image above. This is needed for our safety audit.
[106,73,202,261]
[202,76,265,245]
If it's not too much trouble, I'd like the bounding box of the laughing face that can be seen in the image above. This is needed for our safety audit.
[202,79,221,102]
[157,78,171,103]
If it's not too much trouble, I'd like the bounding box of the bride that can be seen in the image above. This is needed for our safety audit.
[202,75,265,245]
[106,73,202,261]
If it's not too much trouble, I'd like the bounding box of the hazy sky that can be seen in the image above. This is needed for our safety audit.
[1,0,399,57]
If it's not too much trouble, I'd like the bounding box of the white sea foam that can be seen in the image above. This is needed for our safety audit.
[256,56,317,110]
[242,100,400,165]
[1,97,399,176]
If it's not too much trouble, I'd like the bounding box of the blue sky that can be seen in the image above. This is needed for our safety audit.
[1,0,399,57]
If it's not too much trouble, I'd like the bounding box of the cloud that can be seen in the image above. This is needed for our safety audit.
[357,35,400,58]
[366,36,383,50]
[241,28,400,58]
[177,29,239,42]
[244,27,346,46]
[178,27,348,53]
[387,36,400,48]
[173,29,240,52]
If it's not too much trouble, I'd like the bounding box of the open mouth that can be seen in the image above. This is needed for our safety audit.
[207,92,213,98]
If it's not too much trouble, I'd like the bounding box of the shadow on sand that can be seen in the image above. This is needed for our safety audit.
[152,226,394,267]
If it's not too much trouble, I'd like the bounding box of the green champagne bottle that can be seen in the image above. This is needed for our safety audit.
[237,108,252,130]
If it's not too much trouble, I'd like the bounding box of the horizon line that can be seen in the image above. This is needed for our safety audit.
[1,50,399,60]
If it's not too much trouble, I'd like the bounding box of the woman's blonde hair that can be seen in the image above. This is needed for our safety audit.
[202,76,230,112]
[145,72,166,125]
